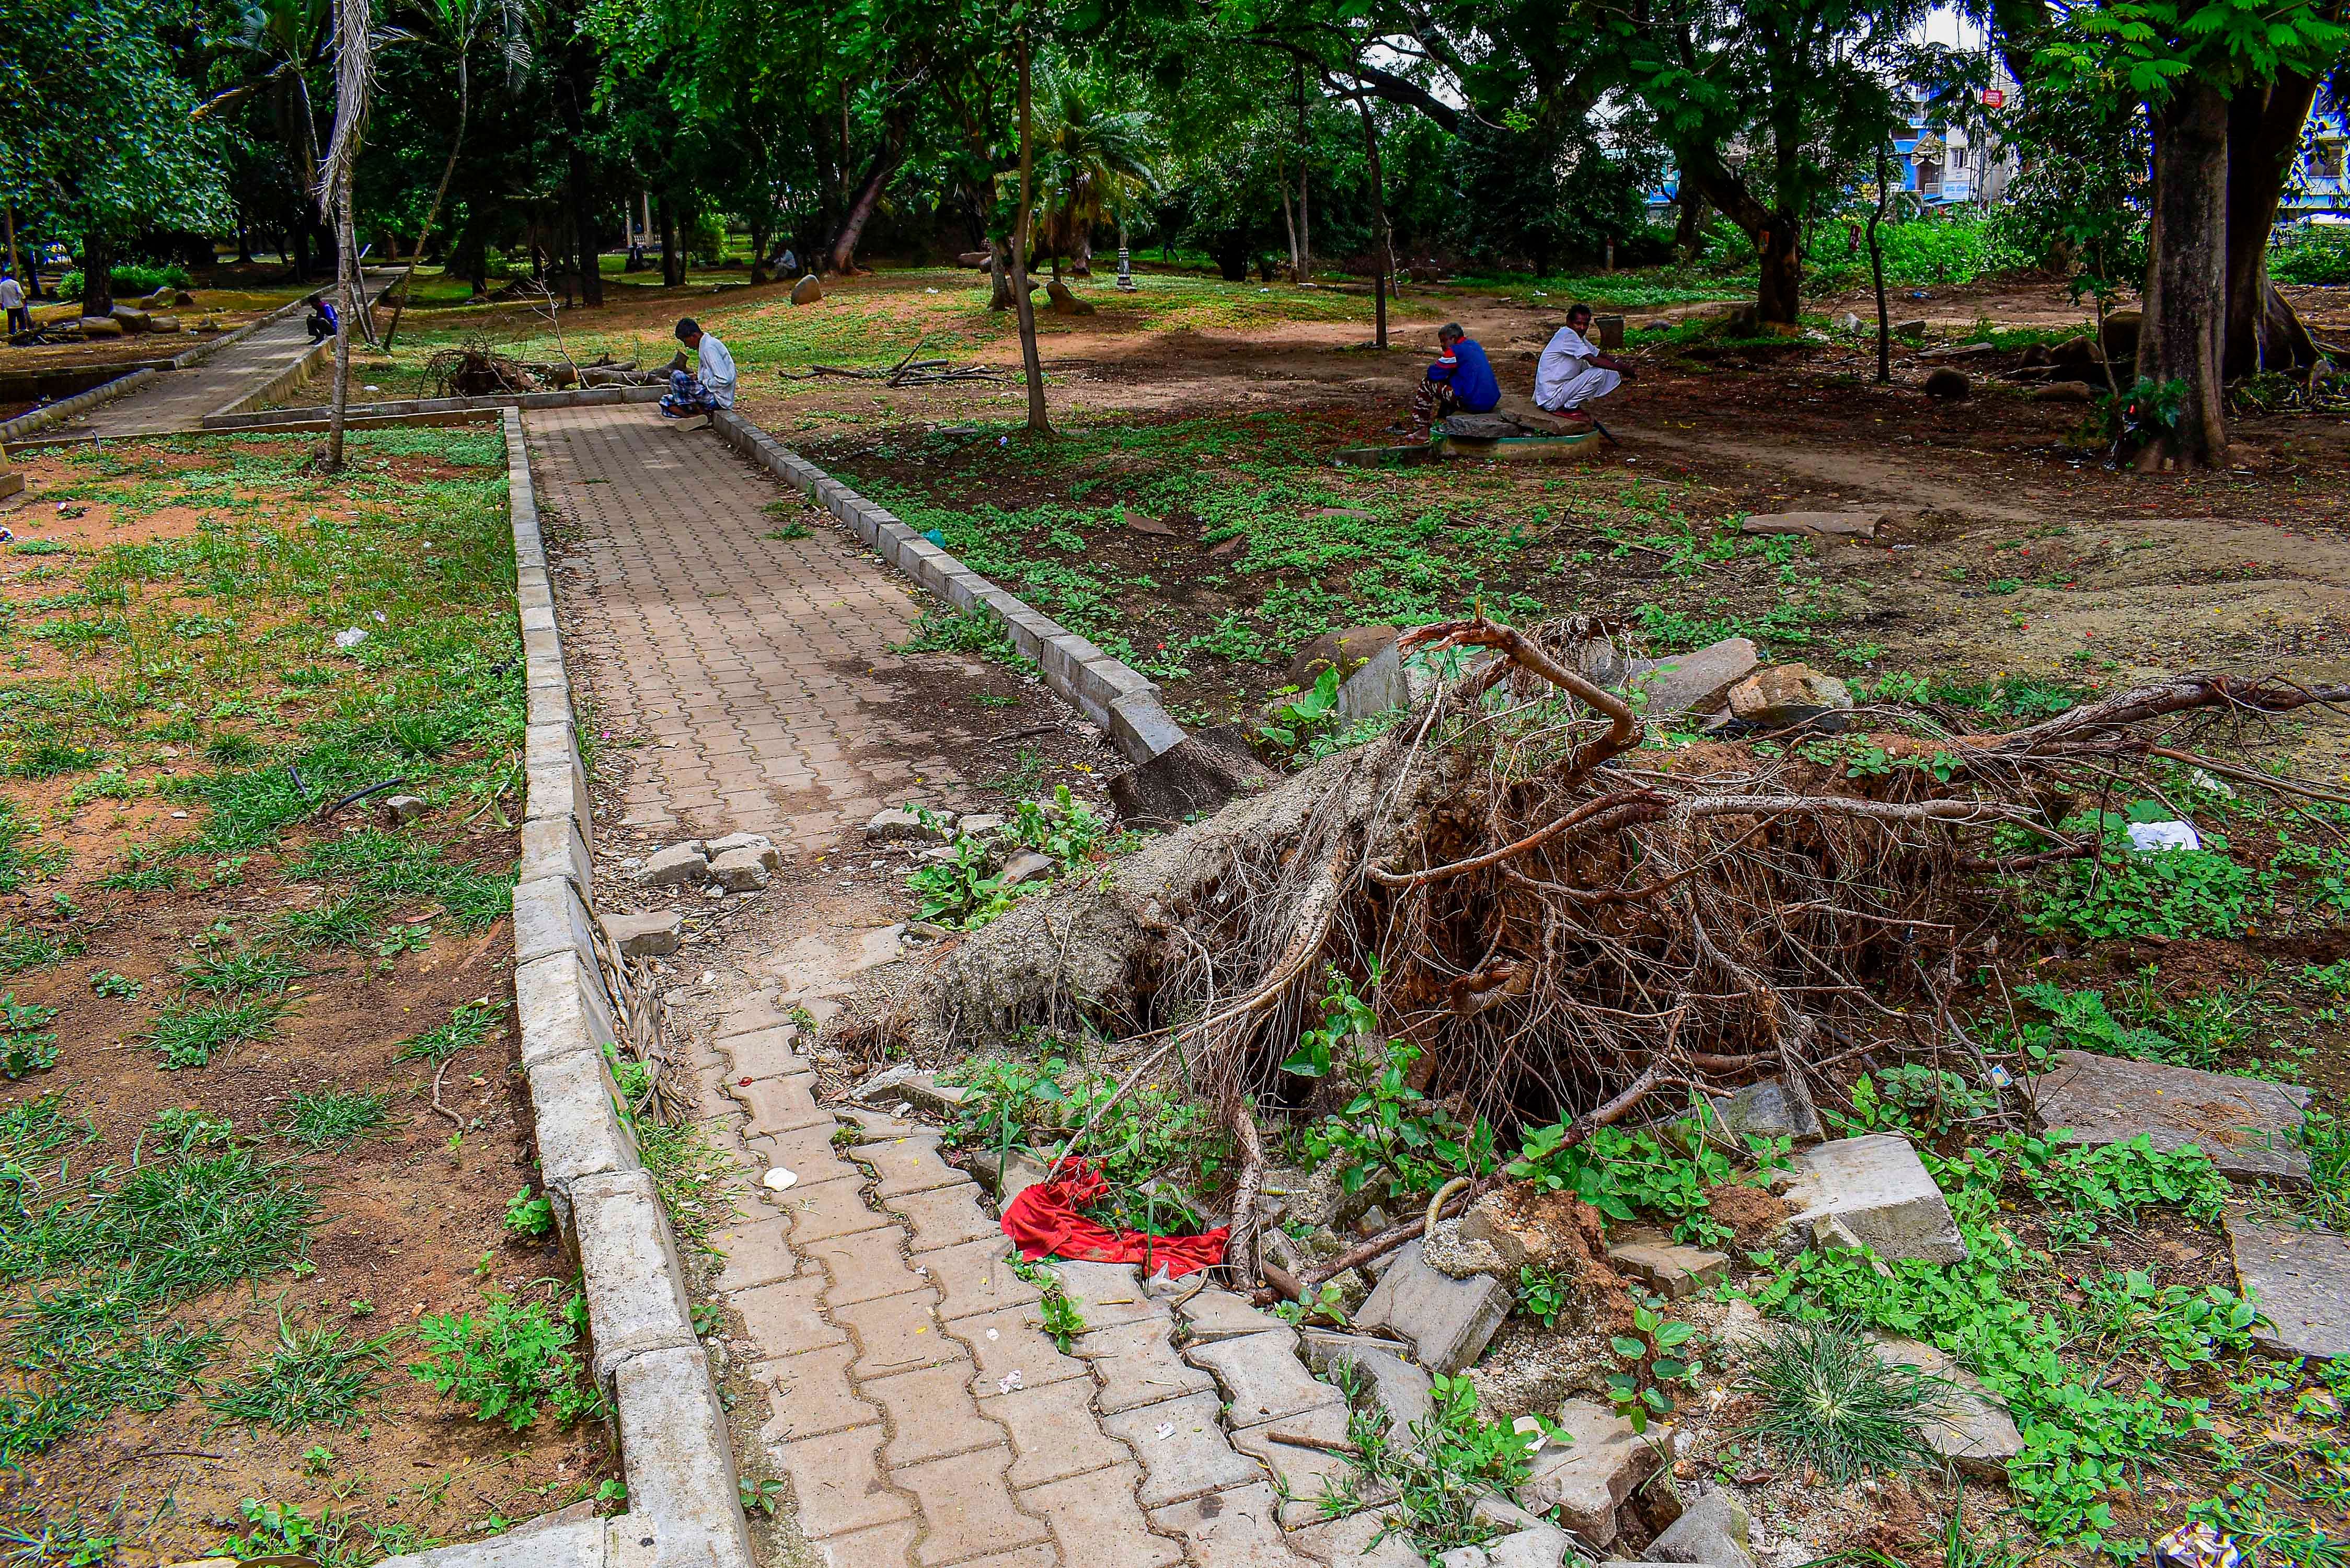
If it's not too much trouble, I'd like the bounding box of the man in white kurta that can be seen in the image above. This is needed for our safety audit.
[1534,304,1634,420]
[662,317,738,416]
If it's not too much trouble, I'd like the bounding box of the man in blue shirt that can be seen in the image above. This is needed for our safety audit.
[1411,322,1500,429]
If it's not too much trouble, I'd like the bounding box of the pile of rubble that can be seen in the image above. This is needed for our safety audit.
[30,291,211,341]
[599,831,781,958]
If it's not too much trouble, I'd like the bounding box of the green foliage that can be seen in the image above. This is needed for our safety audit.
[1606,1295,1703,1434]
[503,1186,555,1239]
[149,994,288,1069]
[408,1292,601,1431]
[1515,1265,1569,1327]
[893,606,1031,669]
[1280,963,1378,1079]
[1807,217,2031,291]
[1507,1117,1775,1246]
[1997,1130,2231,1241]
[1258,666,1342,754]
[1835,1067,1991,1138]
[1736,1319,1945,1482]
[2023,827,2254,942]
[394,999,506,1063]
[2273,225,2350,286]
[905,788,1125,930]
[0,993,60,1079]
[1305,1037,1494,1201]
[944,1053,1227,1191]
[1320,1367,1557,1554]
[205,1318,388,1431]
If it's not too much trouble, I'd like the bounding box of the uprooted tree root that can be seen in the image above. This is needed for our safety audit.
[854,615,2350,1287]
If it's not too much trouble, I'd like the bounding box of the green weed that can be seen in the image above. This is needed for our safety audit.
[1736,1318,1947,1482]
[205,1317,389,1431]
[178,946,307,995]
[149,995,289,1069]
[409,1292,601,1431]
[503,1187,555,1239]
[394,999,506,1063]
[277,1091,390,1149]
[0,993,60,1079]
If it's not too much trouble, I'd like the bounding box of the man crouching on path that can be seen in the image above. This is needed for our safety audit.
[661,317,738,417]
[1411,321,1501,429]
[1534,304,1635,425]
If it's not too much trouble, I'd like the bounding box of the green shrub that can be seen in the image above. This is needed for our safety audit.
[0,992,60,1079]
[2024,828,2255,941]
[408,1292,599,1431]
[54,262,192,299]
[1736,1319,1948,1483]
[2272,226,2350,285]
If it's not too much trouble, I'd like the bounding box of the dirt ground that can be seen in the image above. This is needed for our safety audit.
[0,437,614,1558]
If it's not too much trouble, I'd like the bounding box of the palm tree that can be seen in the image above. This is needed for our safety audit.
[1031,79,1157,280]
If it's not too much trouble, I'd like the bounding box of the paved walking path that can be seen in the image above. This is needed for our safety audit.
[527,405,1416,1567]
[44,269,400,439]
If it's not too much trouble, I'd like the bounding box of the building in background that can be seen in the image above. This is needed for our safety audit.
[2280,90,2349,225]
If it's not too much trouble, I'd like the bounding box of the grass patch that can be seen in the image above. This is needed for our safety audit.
[149,995,289,1069]
[276,1090,391,1149]
[1735,1319,1947,1483]
[205,1317,389,1432]
[393,999,505,1063]
[178,946,307,995]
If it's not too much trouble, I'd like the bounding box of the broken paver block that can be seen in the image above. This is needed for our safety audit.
[1185,1328,1345,1429]
[599,908,683,959]
[1354,1239,1514,1375]
[1725,664,1852,727]
[967,1147,1053,1208]
[1778,1134,1968,1264]
[1872,1338,2023,1479]
[705,830,780,867]
[1302,1327,1436,1434]
[640,840,710,887]
[1045,1259,1159,1329]
[2226,1212,2350,1360]
[1605,1240,1730,1301]
[866,806,940,840]
[1627,637,1760,718]
[1700,1076,1824,1150]
[1517,1399,1664,1547]
[707,846,774,891]
[1000,849,1056,885]
[1173,1282,1288,1345]
[1739,511,1884,539]
[2028,1049,2312,1184]
[1649,1489,1754,1567]
[1469,1497,1574,1567]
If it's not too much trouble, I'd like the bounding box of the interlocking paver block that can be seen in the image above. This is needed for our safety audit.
[756,1342,879,1444]
[1018,1463,1184,1568]
[836,1289,954,1380]
[1145,1481,1298,1566]
[853,1135,970,1200]
[775,1421,913,1539]
[1047,1261,1160,1329]
[732,1273,849,1359]
[777,1174,898,1244]
[865,1362,1006,1466]
[805,1230,933,1310]
[983,1375,1131,1488]
[891,1179,1005,1253]
[1078,1317,1217,1413]
[1101,1391,1265,1506]
[709,1213,798,1293]
[729,1073,834,1138]
[890,1449,1050,1565]
[927,1237,1044,1322]
[1186,1330,1346,1430]
[940,1303,1093,1393]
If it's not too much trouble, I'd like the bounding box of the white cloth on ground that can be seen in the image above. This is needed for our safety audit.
[1534,324,1620,410]
[695,331,739,408]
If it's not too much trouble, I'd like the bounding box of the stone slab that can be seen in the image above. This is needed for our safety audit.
[1300,1328,1436,1435]
[2029,1048,2311,1184]
[1100,1389,1264,1506]
[1516,1398,1664,1547]
[1353,1239,1513,1374]
[1626,637,1759,718]
[1778,1134,1968,1263]
[1649,1489,1753,1567]
[1872,1338,2022,1479]
[1605,1241,1730,1301]
[1739,511,1883,539]
[1184,1329,1345,1429]
[2226,1212,2350,1359]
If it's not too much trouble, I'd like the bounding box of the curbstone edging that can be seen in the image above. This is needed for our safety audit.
[367,407,752,1568]
[708,407,1189,763]
[0,368,158,442]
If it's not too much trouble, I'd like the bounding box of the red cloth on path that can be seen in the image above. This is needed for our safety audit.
[999,1159,1227,1279]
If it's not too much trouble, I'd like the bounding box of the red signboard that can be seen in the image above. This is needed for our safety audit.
[1980,88,2006,107]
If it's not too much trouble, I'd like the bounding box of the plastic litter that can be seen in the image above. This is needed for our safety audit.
[2151,1523,2240,1568]
[762,1167,797,1192]
[922,528,946,547]
[333,627,368,650]
[2125,820,2202,855]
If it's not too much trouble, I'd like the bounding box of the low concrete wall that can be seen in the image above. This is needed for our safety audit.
[379,408,752,1568]
[0,367,157,442]
[205,383,663,430]
[710,408,1188,764]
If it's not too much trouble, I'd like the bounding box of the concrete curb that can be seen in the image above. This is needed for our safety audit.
[0,367,157,442]
[709,408,1188,764]
[204,383,665,430]
[381,407,752,1568]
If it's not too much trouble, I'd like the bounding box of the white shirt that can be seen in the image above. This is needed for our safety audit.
[1534,325,1599,409]
[0,278,22,310]
[696,332,738,407]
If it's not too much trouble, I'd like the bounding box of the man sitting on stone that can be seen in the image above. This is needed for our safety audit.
[1534,304,1635,425]
[660,316,738,418]
[303,293,338,343]
[1411,321,1501,429]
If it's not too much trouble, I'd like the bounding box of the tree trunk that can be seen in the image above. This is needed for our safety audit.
[2142,82,2232,466]
[1674,190,1709,263]
[382,52,470,351]
[1295,70,1312,283]
[1012,36,1048,433]
[1278,151,1299,280]
[1869,146,1891,384]
[328,173,356,471]
[1756,217,1801,326]
[2223,72,2320,377]
[80,232,113,317]
[569,147,603,306]
[750,214,771,285]
[826,133,905,275]
[659,197,683,287]
[1352,88,1396,315]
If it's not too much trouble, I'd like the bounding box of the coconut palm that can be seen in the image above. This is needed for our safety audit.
[1031,79,1157,280]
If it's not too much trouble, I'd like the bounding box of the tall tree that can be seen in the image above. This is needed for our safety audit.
[320,0,376,471]
[1011,30,1049,431]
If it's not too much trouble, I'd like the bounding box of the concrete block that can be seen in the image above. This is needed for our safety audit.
[704,832,778,867]
[639,841,709,888]
[521,814,594,899]
[1173,1283,1287,1345]
[612,1345,755,1567]
[1700,1076,1823,1149]
[1627,637,1760,718]
[1301,1328,1436,1435]
[513,875,597,967]
[706,847,772,892]
[1779,1134,1968,1263]
[1873,1338,2023,1479]
[515,949,618,1067]
[528,1047,639,1220]
[1649,1489,1753,1567]
[1185,1329,1344,1429]
[1604,1240,1730,1300]
[526,684,573,730]
[601,909,683,959]
[2226,1212,2350,1360]
[373,1517,609,1568]
[1516,1399,1663,1547]
[573,1168,698,1386]
[1099,1390,1262,1505]
[1353,1239,1513,1374]
[2029,1049,2311,1184]
[1045,1260,1158,1329]
[1109,691,1188,763]
[523,753,593,848]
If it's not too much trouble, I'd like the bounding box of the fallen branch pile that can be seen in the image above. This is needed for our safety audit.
[869,614,2350,1286]
[782,338,1013,388]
